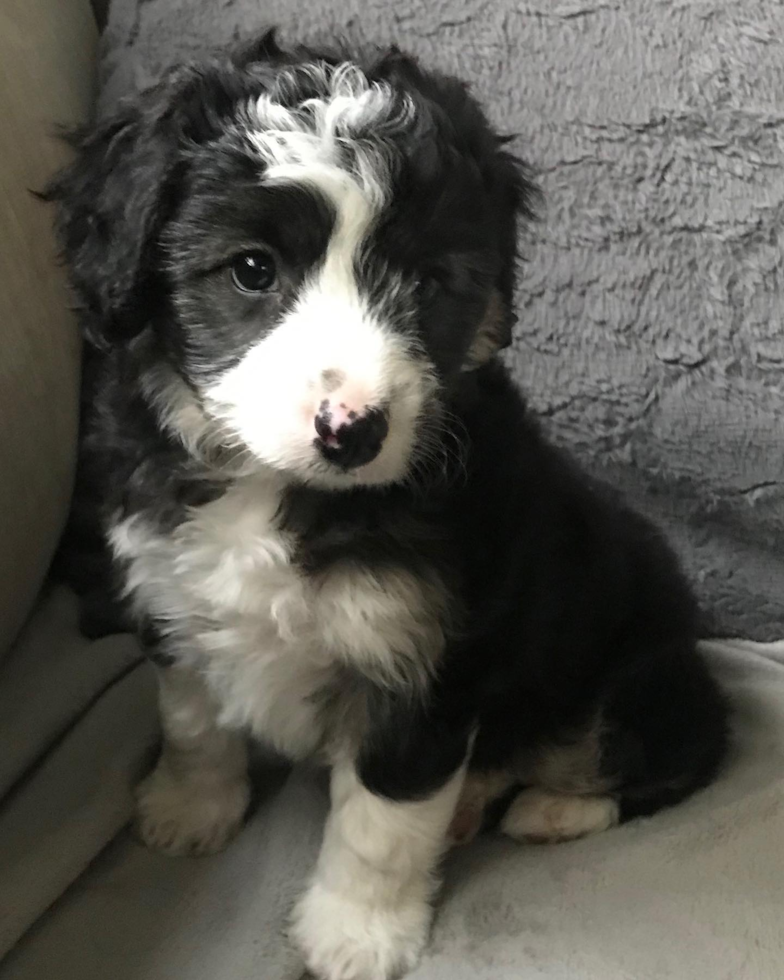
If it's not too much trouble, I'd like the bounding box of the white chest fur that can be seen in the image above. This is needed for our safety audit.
[110,476,444,759]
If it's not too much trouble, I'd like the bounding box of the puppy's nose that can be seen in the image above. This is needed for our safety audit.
[314,399,389,469]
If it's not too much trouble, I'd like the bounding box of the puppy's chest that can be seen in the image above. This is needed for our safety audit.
[113,478,443,754]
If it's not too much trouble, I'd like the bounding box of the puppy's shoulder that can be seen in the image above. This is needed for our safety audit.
[453,360,550,474]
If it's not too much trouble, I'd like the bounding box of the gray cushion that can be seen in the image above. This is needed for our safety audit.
[2,639,783,980]
[0,0,96,659]
[0,588,157,959]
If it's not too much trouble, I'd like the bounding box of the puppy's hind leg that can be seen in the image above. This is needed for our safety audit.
[601,641,729,824]
[135,662,251,856]
[501,641,728,844]
[450,724,619,846]
[499,717,621,844]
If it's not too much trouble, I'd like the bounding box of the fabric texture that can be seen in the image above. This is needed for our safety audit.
[2,638,783,980]
[96,0,784,640]
[0,588,157,959]
[0,0,95,659]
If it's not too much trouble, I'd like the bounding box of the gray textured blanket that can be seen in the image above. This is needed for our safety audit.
[4,637,784,980]
[99,0,784,640]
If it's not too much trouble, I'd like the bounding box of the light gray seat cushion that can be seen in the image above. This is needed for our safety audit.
[0,589,157,959]
[2,640,783,979]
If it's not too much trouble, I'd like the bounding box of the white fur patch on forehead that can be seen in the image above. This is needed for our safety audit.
[256,62,401,140]
[246,61,411,213]
[206,63,431,489]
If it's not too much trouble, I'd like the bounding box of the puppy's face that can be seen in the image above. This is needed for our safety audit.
[49,39,537,488]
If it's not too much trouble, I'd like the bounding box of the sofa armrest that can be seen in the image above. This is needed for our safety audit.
[0,0,97,659]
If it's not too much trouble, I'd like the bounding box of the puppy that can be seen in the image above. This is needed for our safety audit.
[46,31,728,980]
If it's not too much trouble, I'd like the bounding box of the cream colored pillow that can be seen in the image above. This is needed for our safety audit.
[0,0,96,657]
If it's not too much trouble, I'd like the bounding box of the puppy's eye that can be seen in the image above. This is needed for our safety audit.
[414,273,440,304]
[230,251,277,292]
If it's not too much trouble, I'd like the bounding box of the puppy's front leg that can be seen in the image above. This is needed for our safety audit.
[135,662,251,856]
[293,761,465,980]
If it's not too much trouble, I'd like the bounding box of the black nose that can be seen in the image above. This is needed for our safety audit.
[314,403,389,470]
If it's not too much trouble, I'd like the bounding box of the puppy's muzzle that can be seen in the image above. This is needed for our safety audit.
[314,399,389,470]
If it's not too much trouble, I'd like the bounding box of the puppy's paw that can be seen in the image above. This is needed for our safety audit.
[292,880,430,980]
[501,788,619,844]
[134,764,250,857]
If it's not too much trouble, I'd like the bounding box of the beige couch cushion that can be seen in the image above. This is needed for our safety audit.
[0,0,96,657]
[0,587,155,959]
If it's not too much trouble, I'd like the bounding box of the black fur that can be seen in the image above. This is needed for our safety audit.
[46,31,727,830]
[289,362,728,813]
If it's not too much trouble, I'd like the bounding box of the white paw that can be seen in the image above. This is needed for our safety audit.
[134,763,250,857]
[501,788,619,844]
[292,880,430,980]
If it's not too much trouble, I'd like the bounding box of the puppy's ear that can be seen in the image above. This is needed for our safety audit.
[464,290,509,369]
[43,65,225,350]
[380,53,541,369]
[466,147,541,367]
[232,26,284,68]
[492,145,540,320]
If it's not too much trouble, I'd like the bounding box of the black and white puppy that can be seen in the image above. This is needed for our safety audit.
[47,31,728,980]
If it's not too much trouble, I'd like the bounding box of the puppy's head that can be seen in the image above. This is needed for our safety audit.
[47,32,538,489]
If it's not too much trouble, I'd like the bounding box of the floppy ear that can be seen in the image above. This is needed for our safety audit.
[373,51,541,367]
[465,147,541,368]
[43,64,233,350]
[493,146,540,334]
[231,26,285,68]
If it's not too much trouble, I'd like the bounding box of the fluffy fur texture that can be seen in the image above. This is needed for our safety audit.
[46,31,728,980]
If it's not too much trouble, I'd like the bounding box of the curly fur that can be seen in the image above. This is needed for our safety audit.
[45,30,728,980]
